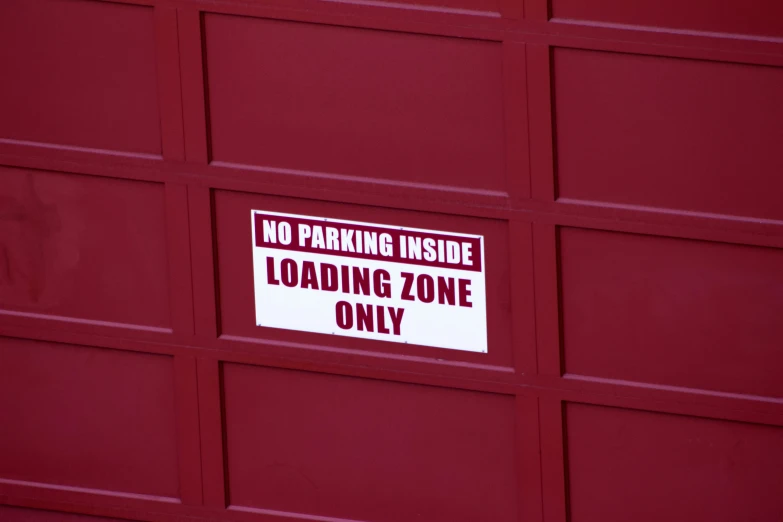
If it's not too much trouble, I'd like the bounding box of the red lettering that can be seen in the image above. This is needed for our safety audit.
[373,269,391,298]
[353,267,370,296]
[458,279,472,308]
[417,274,434,303]
[321,263,338,291]
[356,304,374,332]
[266,257,279,285]
[340,265,350,293]
[437,276,455,305]
[335,301,353,330]
[401,272,415,301]
[376,305,390,334]
[300,261,319,290]
[281,258,298,287]
[388,307,404,335]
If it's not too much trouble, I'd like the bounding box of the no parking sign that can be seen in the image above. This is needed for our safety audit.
[252,210,488,353]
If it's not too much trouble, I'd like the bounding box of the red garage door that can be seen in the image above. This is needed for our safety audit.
[1,0,782,521]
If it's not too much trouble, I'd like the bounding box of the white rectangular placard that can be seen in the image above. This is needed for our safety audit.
[252,210,488,353]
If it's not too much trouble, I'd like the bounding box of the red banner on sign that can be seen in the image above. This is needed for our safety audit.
[254,213,482,272]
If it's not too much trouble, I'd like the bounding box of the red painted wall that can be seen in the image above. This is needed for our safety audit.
[1,0,782,521]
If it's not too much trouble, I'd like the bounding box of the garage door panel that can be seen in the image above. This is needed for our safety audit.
[554,48,783,221]
[0,168,172,332]
[2,0,781,519]
[213,0,503,15]
[369,0,500,14]
[204,15,506,193]
[560,227,783,398]
[213,190,516,369]
[0,0,161,156]
[223,363,518,522]
[551,0,783,37]
[0,338,180,500]
[0,506,130,522]
[566,403,783,522]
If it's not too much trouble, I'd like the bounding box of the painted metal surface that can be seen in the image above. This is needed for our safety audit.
[1,0,782,521]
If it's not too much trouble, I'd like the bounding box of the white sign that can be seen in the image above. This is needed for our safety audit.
[251,210,488,353]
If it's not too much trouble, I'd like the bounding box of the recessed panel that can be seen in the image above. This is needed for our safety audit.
[566,403,783,521]
[0,0,161,155]
[0,338,179,498]
[0,168,171,330]
[236,0,500,13]
[552,0,783,37]
[554,49,783,220]
[0,507,128,522]
[560,228,783,397]
[214,191,514,366]
[357,0,499,12]
[223,363,518,522]
[204,15,506,192]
